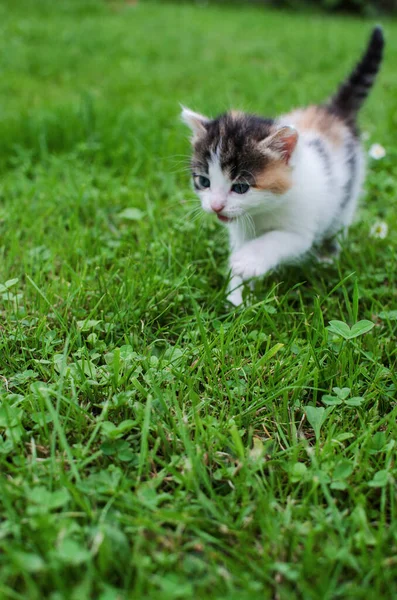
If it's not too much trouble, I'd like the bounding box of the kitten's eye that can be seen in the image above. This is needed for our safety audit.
[231,183,249,194]
[199,176,210,189]
[194,175,210,189]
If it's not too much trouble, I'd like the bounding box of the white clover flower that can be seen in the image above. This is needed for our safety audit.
[370,221,388,239]
[369,143,386,160]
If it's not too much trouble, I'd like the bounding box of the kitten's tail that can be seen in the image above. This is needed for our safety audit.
[328,26,384,126]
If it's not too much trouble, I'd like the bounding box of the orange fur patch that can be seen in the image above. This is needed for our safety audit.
[286,106,345,147]
[254,162,292,195]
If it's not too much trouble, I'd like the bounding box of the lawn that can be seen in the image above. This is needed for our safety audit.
[0,0,397,598]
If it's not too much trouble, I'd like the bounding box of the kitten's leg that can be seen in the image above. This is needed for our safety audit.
[227,274,244,306]
[230,230,313,281]
[316,237,341,264]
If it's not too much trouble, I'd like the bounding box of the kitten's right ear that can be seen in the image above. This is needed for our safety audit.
[259,126,298,164]
[180,106,209,142]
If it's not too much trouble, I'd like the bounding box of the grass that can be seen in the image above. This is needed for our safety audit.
[0,0,397,598]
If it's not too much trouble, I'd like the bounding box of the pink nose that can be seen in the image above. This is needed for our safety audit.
[211,202,225,214]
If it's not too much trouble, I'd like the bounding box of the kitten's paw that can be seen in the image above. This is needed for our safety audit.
[230,246,266,280]
[316,254,335,265]
[315,239,341,264]
[226,288,243,307]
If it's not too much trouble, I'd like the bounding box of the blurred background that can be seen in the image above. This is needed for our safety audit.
[175,0,397,15]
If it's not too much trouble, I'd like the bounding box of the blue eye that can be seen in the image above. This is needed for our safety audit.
[199,176,210,188]
[194,175,210,190]
[231,183,249,194]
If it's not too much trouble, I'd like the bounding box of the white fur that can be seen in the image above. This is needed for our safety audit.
[185,114,364,306]
[180,106,209,143]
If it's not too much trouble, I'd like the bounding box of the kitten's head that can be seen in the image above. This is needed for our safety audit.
[181,107,298,223]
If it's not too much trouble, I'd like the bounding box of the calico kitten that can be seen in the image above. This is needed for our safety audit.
[181,27,384,306]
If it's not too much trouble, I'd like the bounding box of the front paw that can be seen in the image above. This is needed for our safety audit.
[230,246,266,280]
[227,287,243,307]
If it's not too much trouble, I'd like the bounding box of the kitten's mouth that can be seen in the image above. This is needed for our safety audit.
[217,214,235,223]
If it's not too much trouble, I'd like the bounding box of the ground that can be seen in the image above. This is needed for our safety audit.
[0,1,397,598]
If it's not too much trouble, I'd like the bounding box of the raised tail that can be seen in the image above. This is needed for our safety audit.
[328,26,384,128]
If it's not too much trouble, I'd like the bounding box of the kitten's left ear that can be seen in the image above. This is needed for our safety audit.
[259,126,299,163]
[180,106,210,142]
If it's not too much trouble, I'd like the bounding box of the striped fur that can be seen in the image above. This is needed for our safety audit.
[328,26,384,132]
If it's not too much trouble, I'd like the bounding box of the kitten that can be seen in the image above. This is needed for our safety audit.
[181,26,384,306]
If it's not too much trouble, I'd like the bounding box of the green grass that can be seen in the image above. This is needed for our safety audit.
[0,1,397,598]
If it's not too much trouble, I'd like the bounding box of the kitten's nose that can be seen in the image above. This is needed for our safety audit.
[211,201,226,213]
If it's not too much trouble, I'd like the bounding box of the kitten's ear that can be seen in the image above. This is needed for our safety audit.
[259,126,298,163]
[180,106,209,142]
